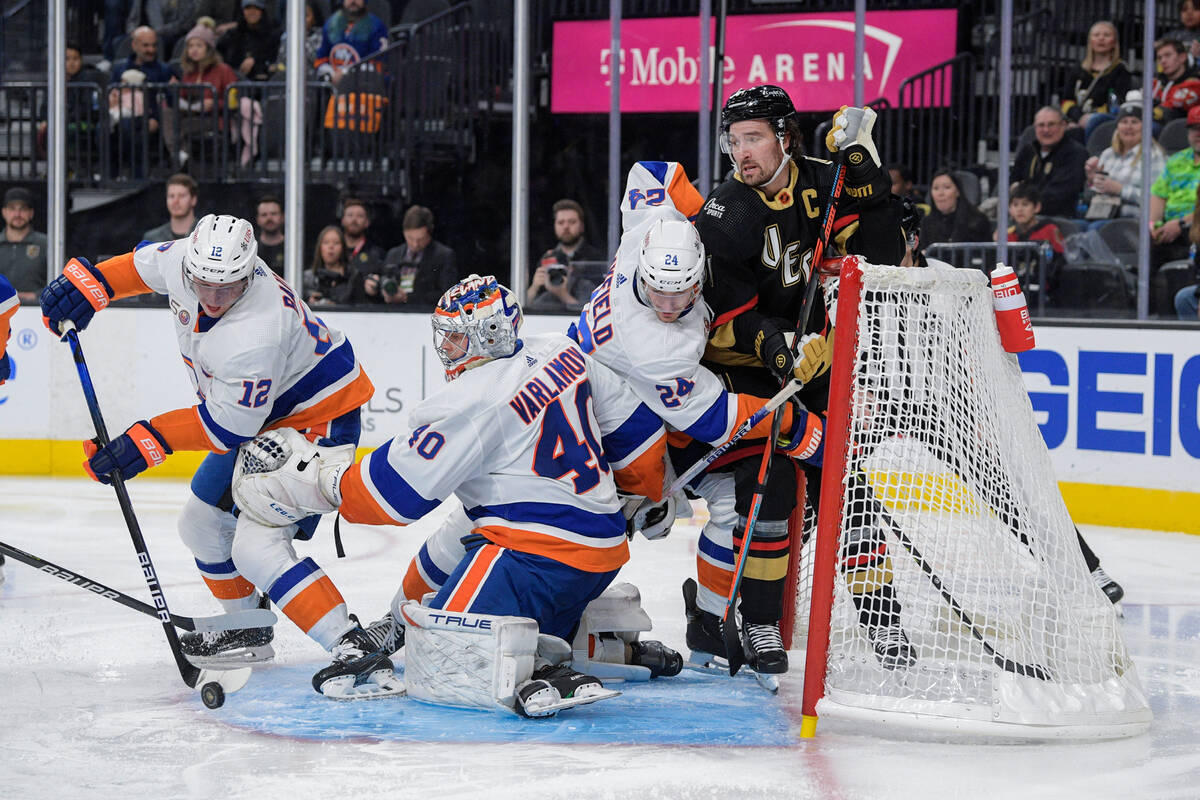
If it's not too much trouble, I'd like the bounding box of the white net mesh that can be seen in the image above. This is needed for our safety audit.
[807,262,1150,737]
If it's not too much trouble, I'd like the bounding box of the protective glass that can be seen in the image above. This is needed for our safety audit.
[642,282,699,318]
[186,272,248,312]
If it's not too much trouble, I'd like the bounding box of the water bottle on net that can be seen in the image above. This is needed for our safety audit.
[990,263,1036,353]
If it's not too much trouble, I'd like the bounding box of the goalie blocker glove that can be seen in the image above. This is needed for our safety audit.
[40,257,114,335]
[825,105,889,207]
[84,420,172,484]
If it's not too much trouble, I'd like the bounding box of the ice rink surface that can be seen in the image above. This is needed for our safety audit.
[2,476,1199,799]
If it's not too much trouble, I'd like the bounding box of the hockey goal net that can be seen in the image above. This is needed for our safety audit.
[795,258,1150,739]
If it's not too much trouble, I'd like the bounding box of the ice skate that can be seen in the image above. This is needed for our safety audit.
[312,618,404,699]
[1091,567,1124,605]
[362,610,405,656]
[181,594,275,666]
[868,623,916,670]
[514,663,619,718]
[682,578,727,661]
[740,620,788,675]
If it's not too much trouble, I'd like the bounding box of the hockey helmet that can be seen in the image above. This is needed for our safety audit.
[636,217,705,321]
[183,214,258,314]
[719,85,796,148]
[431,274,523,380]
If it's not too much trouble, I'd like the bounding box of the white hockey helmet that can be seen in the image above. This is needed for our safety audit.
[183,214,258,314]
[636,217,705,321]
[431,274,523,381]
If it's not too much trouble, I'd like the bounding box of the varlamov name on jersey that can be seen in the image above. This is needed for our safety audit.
[508,347,589,425]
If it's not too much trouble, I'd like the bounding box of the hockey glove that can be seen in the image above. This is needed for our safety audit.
[232,429,355,527]
[625,494,677,541]
[754,321,795,385]
[0,352,9,384]
[84,420,172,484]
[793,332,832,384]
[777,399,824,466]
[825,106,889,207]
[40,257,114,335]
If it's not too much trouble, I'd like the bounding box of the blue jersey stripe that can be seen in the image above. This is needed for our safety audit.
[601,402,662,463]
[640,160,669,183]
[267,338,357,425]
[699,532,734,563]
[365,440,441,520]
[683,392,732,445]
[198,401,249,449]
[194,556,238,575]
[465,501,626,540]
[417,543,451,586]
[269,556,321,602]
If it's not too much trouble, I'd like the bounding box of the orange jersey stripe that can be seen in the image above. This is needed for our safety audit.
[443,544,503,612]
[668,167,704,219]
[402,558,436,604]
[666,430,693,449]
[734,392,795,440]
[613,434,666,501]
[268,369,375,434]
[338,462,400,525]
[202,574,257,600]
[0,302,15,355]
[696,556,734,598]
[479,525,629,573]
[280,575,345,633]
[150,406,218,452]
[96,252,153,300]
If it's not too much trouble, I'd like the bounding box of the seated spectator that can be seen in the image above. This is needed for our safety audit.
[141,173,198,242]
[526,199,605,313]
[1174,182,1200,319]
[164,21,239,169]
[107,26,173,178]
[37,43,106,160]
[1152,38,1200,126]
[218,0,280,81]
[371,205,459,309]
[1061,21,1133,139]
[1082,103,1166,229]
[0,187,48,301]
[339,197,383,271]
[889,163,923,204]
[254,194,285,275]
[304,225,365,306]
[919,169,993,247]
[1150,105,1200,267]
[1012,107,1089,218]
[142,0,214,58]
[271,0,324,78]
[1162,0,1200,62]
[999,183,1066,296]
[313,0,388,88]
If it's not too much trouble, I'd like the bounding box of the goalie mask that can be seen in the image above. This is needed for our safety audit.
[183,213,258,317]
[636,218,705,322]
[432,274,523,380]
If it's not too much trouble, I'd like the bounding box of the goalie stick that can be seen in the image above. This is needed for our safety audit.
[62,324,252,708]
[0,539,277,633]
[720,162,847,674]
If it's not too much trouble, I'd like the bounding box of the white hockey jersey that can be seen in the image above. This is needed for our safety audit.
[129,240,373,451]
[337,332,665,573]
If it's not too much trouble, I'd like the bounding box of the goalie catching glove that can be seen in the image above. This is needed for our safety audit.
[754,320,832,386]
[825,105,889,207]
[83,420,171,484]
[232,428,355,527]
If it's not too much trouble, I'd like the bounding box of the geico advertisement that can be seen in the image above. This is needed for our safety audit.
[1019,324,1200,492]
[2,308,1195,491]
[0,306,572,448]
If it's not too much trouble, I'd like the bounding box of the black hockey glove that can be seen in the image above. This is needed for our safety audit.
[825,106,889,207]
[754,320,794,385]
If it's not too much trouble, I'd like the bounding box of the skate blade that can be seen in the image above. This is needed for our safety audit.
[190,608,278,633]
[196,665,253,695]
[525,687,621,716]
[184,644,275,668]
[319,668,407,700]
[685,650,780,693]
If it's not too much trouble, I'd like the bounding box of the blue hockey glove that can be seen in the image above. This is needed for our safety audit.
[777,400,824,467]
[0,352,9,384]
[83,420,172,484]
[40,257,114,335]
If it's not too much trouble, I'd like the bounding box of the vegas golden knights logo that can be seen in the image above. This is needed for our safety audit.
[761,224,812,286]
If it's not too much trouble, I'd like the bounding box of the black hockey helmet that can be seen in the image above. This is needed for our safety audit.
[720,85,797,135]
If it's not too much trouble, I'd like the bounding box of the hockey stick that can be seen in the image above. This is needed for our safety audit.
[0,539,276,633]
[61,323,252,708]
[720,162,847,674]
[862,478,1052,680]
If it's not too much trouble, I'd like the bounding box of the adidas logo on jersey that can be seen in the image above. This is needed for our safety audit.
[616,274,628,287]
[525,355,537,366]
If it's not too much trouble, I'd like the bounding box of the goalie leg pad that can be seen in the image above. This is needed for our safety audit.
[571,582,659,681]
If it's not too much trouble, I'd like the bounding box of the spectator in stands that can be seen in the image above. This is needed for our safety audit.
[1012,107,1089,218]
[102,0,135,67]
[525,199,605,313]
[999,183,1066,296]
[141,173,199,242]
[218,0,280,80]
[1061,21,1133,140]
[305,225,365,306]
[254,194,285,275]
[0,188,48,301]
[369,205,459,309]
[889,164,923,204]
[1083,103,1166,229]
[271,0,324,78]
[37,43,106,161]
[919,169,993,247]
[313,0,389,88]
[338,198,383,271]
[139,0,224,58]
[166,21,239,169]
[1152,106,1200,269]
[1152,39,1200,127]
[107,26,173,178]
[1173,198,1200,318]
[1163,0,1200,62]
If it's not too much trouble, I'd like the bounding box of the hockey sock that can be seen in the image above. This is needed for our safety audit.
[735,516,790,623]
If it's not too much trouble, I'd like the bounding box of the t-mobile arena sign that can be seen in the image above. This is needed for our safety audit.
[551,10,958,113]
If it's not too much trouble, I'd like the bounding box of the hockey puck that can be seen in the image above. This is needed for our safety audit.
[200,682,225,709]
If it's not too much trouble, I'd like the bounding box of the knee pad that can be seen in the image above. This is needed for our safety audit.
[399,600,539,713]
[177,493,236,564]
[230,516,300,591]
[570,582,654,681]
